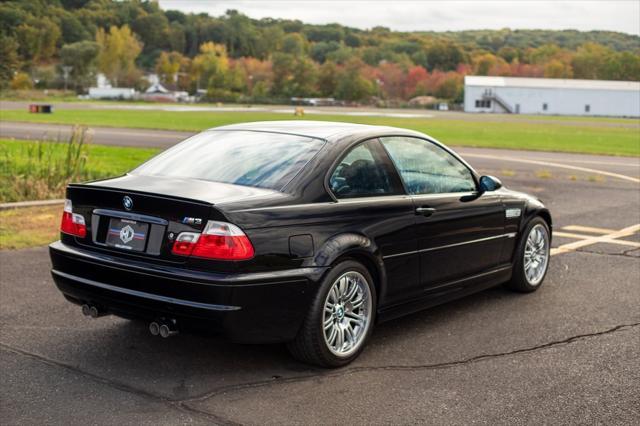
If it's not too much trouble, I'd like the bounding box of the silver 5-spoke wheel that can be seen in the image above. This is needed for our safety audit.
[323,271,372,357]
[523,224,549,286]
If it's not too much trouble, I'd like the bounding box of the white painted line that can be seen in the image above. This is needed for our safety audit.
[554,231,640,247]
[551,224,640,256]
[464,153,640,184]
[561,225,617,234]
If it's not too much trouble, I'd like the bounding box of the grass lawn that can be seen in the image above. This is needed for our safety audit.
[1,109,639,156]
[0,205,61,249]
[1,139,160,249]
[0,138,159,202]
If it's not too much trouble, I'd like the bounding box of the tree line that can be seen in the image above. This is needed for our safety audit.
[1,0,639,103]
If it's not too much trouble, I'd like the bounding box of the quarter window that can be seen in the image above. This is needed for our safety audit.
[380,137,476,195]
[329,139,400,198]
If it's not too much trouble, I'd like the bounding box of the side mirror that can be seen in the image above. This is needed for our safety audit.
[479,175,502,192]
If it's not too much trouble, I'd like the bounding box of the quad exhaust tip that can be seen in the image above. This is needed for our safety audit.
[149,319,178,338]
[81,304,107,318]
[149,321,160,336]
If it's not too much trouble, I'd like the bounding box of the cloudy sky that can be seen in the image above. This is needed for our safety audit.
[158,1,640,35]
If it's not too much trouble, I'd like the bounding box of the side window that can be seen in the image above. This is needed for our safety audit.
[380,137,476,195]
[330,139,400,198]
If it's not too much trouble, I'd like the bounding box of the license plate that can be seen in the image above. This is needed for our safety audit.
[105,218,149,252]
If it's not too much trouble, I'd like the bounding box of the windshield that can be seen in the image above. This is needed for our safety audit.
[133,130,325,190]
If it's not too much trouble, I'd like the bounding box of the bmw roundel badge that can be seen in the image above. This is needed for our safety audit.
[123,196,133,211]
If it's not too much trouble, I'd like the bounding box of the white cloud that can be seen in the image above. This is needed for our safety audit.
[158,0,640,35]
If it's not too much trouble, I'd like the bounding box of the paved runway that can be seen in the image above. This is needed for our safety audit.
[2,121,639,182]
[1,121,639,424]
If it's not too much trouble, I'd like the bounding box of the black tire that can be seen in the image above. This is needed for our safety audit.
[287,260,377,368]
[506,217,551,293]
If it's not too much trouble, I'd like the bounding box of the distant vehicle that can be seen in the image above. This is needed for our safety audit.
[50,121,552,367]
[291,97,337,106]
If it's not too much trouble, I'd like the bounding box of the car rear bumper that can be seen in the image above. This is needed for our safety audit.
[49,241,326,343]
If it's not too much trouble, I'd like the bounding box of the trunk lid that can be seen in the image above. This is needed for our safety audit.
[65,174,277,265]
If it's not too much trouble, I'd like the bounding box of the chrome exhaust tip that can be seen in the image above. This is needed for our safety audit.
[81,304,91,316]
[88,306,100,318]
[159,323,178,338]
[149,322,160,336]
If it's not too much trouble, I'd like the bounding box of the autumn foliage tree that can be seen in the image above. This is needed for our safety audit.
[1,1,638,101]
[96,25,142,86]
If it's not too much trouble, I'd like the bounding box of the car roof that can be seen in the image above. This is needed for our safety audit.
[208,120,424,141]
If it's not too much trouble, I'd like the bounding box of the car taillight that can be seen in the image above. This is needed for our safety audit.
[172,220,254,260]
[60,199,87,238]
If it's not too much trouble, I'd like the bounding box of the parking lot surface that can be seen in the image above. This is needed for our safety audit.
[1,148,639,425]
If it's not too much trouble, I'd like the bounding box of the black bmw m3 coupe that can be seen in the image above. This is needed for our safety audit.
[50,121,552,367]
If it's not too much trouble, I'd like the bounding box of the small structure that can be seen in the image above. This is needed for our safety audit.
[88,87,136,100]
[140,82,189,102]
[87,74,136,100]
[464,76,640,117]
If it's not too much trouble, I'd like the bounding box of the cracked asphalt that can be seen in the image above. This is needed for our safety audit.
[1,148,639,425]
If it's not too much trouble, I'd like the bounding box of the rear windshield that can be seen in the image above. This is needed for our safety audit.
[132,130,325,190]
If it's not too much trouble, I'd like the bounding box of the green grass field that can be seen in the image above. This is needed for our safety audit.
[0,139,159,248]
[0,138,159,202]
[2,109,639,156]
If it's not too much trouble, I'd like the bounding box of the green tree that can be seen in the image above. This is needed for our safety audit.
[192,42,229,91]
[335,59,374,101]
[0,34,20,89]
[571,43,611,79]
[426,41,465,71]
[59,41,100,89]
[607,51,640,81]
[10,72,33,90]
[96,25,143,86]
[282,33,308,56]
[544,59,573,78]
[132,11,170,54]
[155,51,183,86]
[271,52,295,96]
[318,61,338,96]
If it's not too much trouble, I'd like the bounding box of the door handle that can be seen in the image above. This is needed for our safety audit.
[415,207,436,217]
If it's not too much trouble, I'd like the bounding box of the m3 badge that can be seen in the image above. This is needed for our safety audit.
[182,217,203,225]
[506,208,522,218]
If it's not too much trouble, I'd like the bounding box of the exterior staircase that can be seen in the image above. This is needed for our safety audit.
[482,89,514,113]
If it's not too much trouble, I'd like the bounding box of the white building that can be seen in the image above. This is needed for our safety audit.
[464,76,640,117]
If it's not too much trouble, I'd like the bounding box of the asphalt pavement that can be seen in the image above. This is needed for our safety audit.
[1,123,639,424]
[0,121,192,149]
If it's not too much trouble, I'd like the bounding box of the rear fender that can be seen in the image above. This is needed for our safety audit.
[312,233,388,304]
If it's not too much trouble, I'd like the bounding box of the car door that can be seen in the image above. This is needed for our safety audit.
[380,136,506,291]
[328,138,420,307]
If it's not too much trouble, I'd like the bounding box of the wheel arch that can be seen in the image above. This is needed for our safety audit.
[521,203,553,239]
[312,233,387,307]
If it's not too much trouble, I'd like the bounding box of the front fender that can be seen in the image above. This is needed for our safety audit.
[521,200,553,238]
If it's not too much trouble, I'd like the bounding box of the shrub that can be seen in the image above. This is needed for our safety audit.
[9,72,33,90]
[0,126,90,202]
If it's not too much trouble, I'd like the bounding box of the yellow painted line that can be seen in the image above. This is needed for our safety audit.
[551,224,640,256]
[561,225,617,234]
[554,231,640,248]
[463,153,640,184]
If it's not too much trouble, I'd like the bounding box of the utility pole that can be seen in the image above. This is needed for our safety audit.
[62,66,73,92]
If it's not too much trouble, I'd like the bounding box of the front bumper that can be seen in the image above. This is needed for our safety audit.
[49,241,326,343]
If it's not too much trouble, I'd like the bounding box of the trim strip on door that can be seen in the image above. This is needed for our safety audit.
[383,232,516,259]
